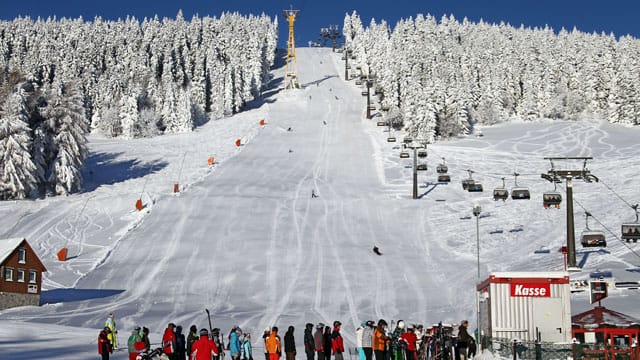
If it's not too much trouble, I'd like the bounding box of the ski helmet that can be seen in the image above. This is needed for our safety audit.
[333,321,341,327]
[397,320,405,329]
[378,319,387,327]
[200,328,209,337]
[366,320,375,327]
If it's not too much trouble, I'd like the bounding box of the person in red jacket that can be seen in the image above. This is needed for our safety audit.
[399,325,418,360]
[99,327,113,360]
[163,323,178,359]
[331,321,344,360]
[191,328,220,360]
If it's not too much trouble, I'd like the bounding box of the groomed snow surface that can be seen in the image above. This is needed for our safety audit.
[0,48,639,359]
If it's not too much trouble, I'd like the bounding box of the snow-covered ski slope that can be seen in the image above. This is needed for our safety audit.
[1,48,639,359]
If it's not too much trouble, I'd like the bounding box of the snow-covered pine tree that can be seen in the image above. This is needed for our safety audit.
[43,80,89,195]
[0,87,38,199]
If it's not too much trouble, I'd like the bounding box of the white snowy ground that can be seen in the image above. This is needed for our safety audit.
[0,48,639,359]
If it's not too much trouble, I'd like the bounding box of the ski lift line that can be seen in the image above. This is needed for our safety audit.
[599,178,637,209]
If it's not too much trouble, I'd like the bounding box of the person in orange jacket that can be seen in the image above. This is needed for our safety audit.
[373,320,389,360]
[265,326,282,360]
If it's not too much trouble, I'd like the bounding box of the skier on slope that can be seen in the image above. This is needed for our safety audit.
[242,332,253,360]
[400,324,418,360]
[265,326,282,360]
[373,320,389,360]
[314,324,325,360]
[128,326,143,360]
[105,313,118,350]
[162,323,177,359]
[230,327,243,360]
[99,327,113,360]
[362,321,375,360]
[284,326,296,360]
[390,321,405,360]
[304,323,315,360]
[356,322,366,360]
[331,321,345,360]
[191,328,220,360]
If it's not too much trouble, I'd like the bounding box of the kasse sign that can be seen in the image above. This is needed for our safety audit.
[510,283,551,297]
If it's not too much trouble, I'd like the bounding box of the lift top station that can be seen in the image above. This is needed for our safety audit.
[284,8,300,89]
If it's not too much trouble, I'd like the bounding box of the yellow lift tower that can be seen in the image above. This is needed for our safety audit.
[283,8,300,89]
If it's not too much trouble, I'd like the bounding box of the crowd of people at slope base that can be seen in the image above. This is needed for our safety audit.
[97,314,476,360]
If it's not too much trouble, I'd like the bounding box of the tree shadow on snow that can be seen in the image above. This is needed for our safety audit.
[82,152,168,192]
[40,288,125,305]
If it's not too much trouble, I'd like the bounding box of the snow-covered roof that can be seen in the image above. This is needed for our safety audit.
[572,306,640,328]
[0,237,26,265]
[489,271,569,279]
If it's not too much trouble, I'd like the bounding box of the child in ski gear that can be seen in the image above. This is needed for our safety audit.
[99,327,113,360]
[284,326,296,360]
[265,326,282,360]
[314,324,325,360]
[304,323,315,360]
[105,313,118,349]
[331,321,344,360]
[162,323,177,359]
[191,328,220,360]
[128,326,143,360]
[187,325,199,358]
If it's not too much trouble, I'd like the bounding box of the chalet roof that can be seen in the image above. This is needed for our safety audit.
[572,306,640,329]
[0,237,27,265]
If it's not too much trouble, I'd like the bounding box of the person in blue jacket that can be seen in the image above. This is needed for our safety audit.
[230,327,243,360]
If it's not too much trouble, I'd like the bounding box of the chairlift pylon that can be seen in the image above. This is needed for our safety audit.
[581,211,606,248]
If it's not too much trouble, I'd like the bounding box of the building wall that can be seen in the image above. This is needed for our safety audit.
[0,292,40,311]
[0,241,45,295]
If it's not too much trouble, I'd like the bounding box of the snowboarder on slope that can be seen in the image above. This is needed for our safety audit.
[373,246,382,255]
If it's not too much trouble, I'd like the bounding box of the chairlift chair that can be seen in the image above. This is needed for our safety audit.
[581,212,607,248]
[462,169,476,190]
[346,64,351,69]
[467,182,483,192]
[493,178,509,201]
[368,105,376,111]
[621,204,640,243]
[361,90,368,96]
[543,192,562,209]
[403,137,413,144]
[377,121,387,127]
[436,157,448,174]
[400,152,410,158]
[417,150,427,158]
[387,137,396,142]
[438,174,451,183]
[510,172,530,200]
[416,164,427,171]
[381,104,390,111]
[355,79,362,85]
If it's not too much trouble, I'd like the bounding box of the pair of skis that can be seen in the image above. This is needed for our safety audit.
[206,309,226,359]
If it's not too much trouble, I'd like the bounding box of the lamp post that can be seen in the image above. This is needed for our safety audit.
[473,204,482,351]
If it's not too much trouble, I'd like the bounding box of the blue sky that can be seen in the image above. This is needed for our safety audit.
[1,0,638,46]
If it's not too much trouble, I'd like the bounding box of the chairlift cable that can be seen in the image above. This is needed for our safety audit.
[598,178,637,209]
[556,182,640,261]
